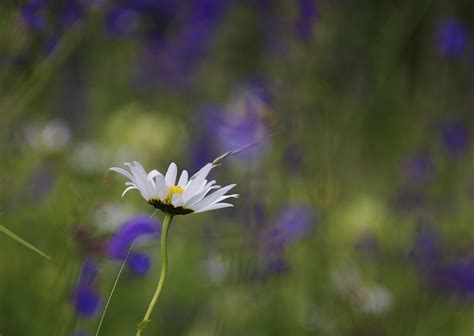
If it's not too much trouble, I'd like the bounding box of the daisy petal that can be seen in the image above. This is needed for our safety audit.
[171,194,184,207]
[110,167,134,182]
[165,162,178,186]
[121,185,137,197]
[195,203,234,213]
[192,184,236,211]
[177,170,188,188]
[148,169,162,181]
[155,174,168,199]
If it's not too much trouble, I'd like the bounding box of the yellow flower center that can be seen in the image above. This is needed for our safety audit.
[165,185,184,204]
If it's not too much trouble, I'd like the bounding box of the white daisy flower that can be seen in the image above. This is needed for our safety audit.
[109,161,238,215]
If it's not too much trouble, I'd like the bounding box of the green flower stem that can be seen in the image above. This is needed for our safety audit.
[136,212,174,336]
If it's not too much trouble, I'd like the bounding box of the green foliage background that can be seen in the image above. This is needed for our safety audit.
[1,1,474,335]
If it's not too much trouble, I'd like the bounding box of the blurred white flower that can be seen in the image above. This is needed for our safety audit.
[359,285,392,315]
[205,253,230,283]
[332,265,392,316]
[94,203,135,233]
[25,119,71,153]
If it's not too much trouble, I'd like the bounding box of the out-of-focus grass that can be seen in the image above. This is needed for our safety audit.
[1,1,474,335]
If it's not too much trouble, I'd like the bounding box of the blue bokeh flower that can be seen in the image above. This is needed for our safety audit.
[73,286,102,317]
[72,260,102,318]
[261,205,315,276]
[435,18,468,59]
[402,153,436,183]
[106,215,161,261]
[440,119,470,155]
[432,258,474,297]
[295,0,318,42]
[195,81,272,164]
[127,252,152,276]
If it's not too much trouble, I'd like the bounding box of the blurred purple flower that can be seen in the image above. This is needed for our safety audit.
[189,82,272,167]
[432,257,474,297]
[202,82,272,160]
[105,6,140,37]
[79,259,99,286]
[402,153,435,183]
[274,205,314,243]
[283,144,304,174]
[21,0,88,54]
[28,169,55,201]
[354,232,379,259]
[296,0,318,41]
[128,0,230,88]
[411,221,474,298]
[73,287,101,317]
[22,0,86,31]
[411,225,439,271]
[440,119,470,155]
[60,1,83,28]
[21,0,47,31]
[127,252,152,276]
[106,215,160,260]
[188,134,216,173]
[265,255,289,275]
[73,260,102,318]
[392,189,426,215]
[435,18,468,59]
[260,205,315,276]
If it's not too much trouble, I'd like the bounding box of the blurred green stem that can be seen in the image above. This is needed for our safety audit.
[136,213,174,336]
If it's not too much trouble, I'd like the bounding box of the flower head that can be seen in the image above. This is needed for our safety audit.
[110,161,238,215]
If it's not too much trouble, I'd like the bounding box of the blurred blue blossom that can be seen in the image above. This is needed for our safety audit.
[72,260,102,318]
[125,0,230,88]
[106,215,160,260]
[354,232,379,259]
[21,0,47,30]
[261,205,315,276]
[73,286,102,317]
[197,82,272,164]
[432,257,474,297]
[105,1,175,38]
[21,0,86,31]
[127,252,152,276]
[435,18,468,59]
[411,224,439,271]
[412,223,474,298]
[295,0,318,41]
[283,144,305,174]
[402,153,436,183]
[272,205,314,244]
[78,259,99,286]
[105,6,141,37]
[440,119,470,155]
[392,189,427,215]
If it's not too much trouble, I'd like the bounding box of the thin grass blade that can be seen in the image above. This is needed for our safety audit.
[0,225,50,259]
